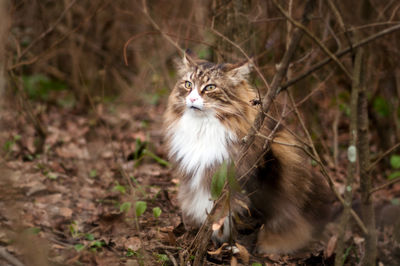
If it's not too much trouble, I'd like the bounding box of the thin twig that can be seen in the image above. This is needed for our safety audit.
[239,0,316,163]
[9,0,112,70]
[18,0,78,60]
[287,88,368,235]
[210,27,270,93]
[0,247,25,266]
[368,142,400,172]
[280,23,400,91]
[164,250,178,266]
[272,0,352,79]
[369,178,400,195]
[326,0,353,50]
[141,0,183,55]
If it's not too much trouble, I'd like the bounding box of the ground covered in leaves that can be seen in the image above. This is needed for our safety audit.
[1,99,400,266]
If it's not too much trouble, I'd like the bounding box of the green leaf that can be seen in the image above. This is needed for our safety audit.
[373,96,390,117]
[388,171,400,180]
[120,202,131,213]
[91,240,105,248]
[126,248,135,257]
[113,183,126,194]
[252,263,262,266]
[89,169,97,178]
[3,140,14,152]
[85,233,94,241]
[211,161,228,200]
[135,201,147,217]
[154,253,169,263]
[143,149,170,167]
[74,243,85,252]
[152,207,162,218]
[391,198,400,206]
[390,154,400,169]
[26,227,41,235]
[47,172,58,180]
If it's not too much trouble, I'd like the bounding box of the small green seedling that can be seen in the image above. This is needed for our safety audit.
[113,182,126,194]
[388,154,400,180]
[135,201,147,218]
[153,207,162,218]
[120,202,131,213]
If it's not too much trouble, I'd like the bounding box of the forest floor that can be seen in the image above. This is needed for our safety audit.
[1,98,400,266]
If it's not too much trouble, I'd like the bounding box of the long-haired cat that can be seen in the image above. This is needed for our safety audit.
[163,52,333,254]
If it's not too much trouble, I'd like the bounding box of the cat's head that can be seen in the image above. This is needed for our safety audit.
[169,52,256,118]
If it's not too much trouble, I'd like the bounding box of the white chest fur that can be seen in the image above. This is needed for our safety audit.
[168,109,236,225]
[168,109,236,189]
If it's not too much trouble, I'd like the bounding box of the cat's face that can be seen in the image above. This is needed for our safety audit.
[169,54,254,117]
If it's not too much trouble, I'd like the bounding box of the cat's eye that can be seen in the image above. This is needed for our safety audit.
[203,84,216,92]
[184,81,192,90]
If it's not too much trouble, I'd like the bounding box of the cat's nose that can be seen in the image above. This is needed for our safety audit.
[190,97,197,103]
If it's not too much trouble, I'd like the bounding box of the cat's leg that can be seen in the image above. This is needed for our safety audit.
[256,216,313,254]
[211,215,233,244]
[179,186,214,229]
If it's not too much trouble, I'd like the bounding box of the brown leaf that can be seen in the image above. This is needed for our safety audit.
[123,236,142,251]
[235,243,249,264]
[325,235,337,258]
[59,207,73,218]
[207,243,228,255]
[230,255,238,266]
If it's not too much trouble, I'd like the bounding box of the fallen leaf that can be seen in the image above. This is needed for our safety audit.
[59,207,73,218]
[230,255,238,266]
[325,235,337,258]
[235,243,249,264]
[123,237,141,251]
[207,243,228,255]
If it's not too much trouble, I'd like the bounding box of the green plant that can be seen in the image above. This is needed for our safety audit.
[3,134,21,157]
[154,253,169,265]
[120,202,132,213]
[113,182,126,194]
[211,161,235,200]
[152,207,162,218]
[135,201,147,218]
[388,154,400,180]
[131,138,170,167]
[22,74,67,101]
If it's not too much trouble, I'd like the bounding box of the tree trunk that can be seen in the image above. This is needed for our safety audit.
[358,52,377,266]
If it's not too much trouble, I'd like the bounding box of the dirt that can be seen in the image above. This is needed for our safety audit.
[1,99,400,266]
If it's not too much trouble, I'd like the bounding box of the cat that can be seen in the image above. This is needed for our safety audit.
[163,52,333,254]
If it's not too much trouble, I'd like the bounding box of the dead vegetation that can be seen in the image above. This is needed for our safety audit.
[2,0,400,265]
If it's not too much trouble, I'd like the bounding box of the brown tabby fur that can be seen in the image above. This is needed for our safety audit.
[164,53,333,254]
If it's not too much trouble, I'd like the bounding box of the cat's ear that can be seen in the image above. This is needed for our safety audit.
[224,60,254,83]
[183,50,196,68]
[176,49,196,76]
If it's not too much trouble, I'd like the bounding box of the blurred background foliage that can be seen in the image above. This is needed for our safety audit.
[2,0,400,178]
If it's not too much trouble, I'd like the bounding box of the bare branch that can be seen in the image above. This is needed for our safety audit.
[280,23,400,91]
[141,0,184,55]
[369,177,400,195]
[239,0,316,163]
[18,0,78,60]
[368,142,400,172]
[272,0,352,79]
